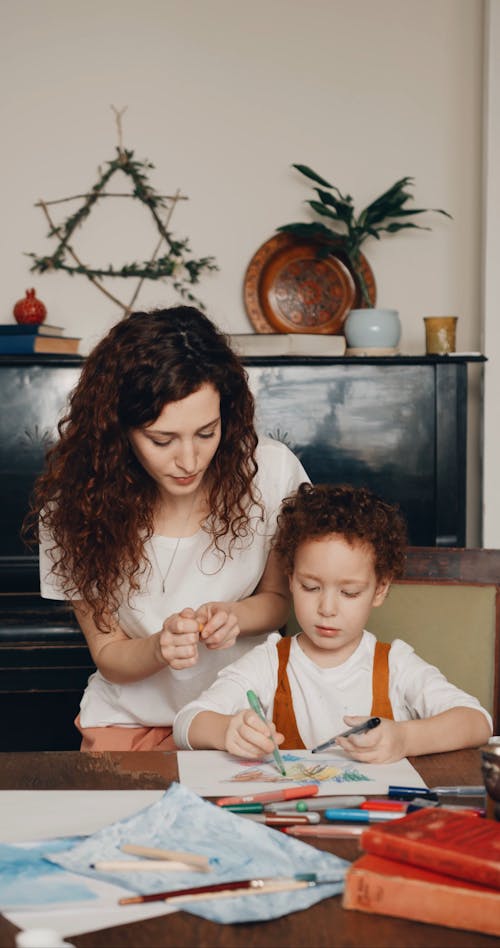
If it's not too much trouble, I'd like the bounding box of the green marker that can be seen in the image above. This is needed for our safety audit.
[247,689,287,777]
[223,802,265,813]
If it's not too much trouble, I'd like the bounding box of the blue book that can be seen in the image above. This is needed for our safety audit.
[0,323,64,336]
[0,333,80,354]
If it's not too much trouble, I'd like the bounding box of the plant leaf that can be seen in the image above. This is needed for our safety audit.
[277,221,348,245]
[362,178,415,225]
[374,222,432,233]
[314,188,353,223]
[363,177,414,209]
[293,165,350,203]
[292,164,333,188]
[308,200,347,226]
[406,206,453,219]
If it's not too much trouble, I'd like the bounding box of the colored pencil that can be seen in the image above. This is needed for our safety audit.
[92,860,197,872]
[119,873,326,905]
[120,844,210,870]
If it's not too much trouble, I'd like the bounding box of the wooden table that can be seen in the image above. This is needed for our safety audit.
[0,750,496,948]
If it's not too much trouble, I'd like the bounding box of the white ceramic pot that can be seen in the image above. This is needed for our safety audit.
[344,308,401,349]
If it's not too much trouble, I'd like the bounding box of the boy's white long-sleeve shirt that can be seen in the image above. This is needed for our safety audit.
[173,630,492,749]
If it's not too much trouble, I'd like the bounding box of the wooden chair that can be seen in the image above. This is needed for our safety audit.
[285,547,500,733]
[368,547,500,733]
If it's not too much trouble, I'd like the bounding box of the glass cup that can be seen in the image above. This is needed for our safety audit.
[423,316,458,354]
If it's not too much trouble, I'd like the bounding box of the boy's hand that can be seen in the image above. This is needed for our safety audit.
[335,714,407,764]
[224,709,285,758]
[157,608,200,670]
[195,601,240,650]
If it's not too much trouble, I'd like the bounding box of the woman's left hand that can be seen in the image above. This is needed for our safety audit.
[195,601,240,650]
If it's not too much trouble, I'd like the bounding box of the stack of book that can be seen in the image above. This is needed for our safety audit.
[0,323,81,354]
[342,807,500,936]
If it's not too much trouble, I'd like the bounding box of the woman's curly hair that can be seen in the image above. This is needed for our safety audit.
[273,483,407,582]
[25,306,260,628]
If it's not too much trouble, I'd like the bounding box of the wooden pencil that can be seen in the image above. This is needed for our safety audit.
[120,844,210,870]
[92,859,203,872]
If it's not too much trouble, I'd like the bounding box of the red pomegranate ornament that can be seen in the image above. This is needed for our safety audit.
[13,288,47,325]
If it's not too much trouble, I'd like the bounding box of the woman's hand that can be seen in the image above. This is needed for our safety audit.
[195,601,241,650]
[157,607,201,670]
[335,714,408,764]
[225,709,285,758]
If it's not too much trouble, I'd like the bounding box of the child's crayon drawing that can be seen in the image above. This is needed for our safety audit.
[177,749,427,798]
[230,752,372,785]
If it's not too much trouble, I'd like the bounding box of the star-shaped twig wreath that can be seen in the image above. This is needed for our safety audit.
[27,107,218,315]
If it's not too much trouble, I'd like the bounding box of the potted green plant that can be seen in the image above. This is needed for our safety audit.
[278,165,451,350]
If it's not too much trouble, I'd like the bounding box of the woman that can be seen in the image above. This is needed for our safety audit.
[29,306,309,750]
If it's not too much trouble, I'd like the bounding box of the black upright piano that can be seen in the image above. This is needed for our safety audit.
[0,354,94,750]
[0,351,483,750]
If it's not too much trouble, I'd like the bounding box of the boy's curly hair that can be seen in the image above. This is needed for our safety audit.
[24,306,260,629]
[273,483,407,581]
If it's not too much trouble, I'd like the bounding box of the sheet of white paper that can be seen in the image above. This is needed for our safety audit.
[0,839,172,913]
[0,790,164,842]
[6,901,174,940]
[177,749,427,797]
[0,793,176,941]
[6,872,174,942]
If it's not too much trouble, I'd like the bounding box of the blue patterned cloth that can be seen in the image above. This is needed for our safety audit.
[49,783,348,923]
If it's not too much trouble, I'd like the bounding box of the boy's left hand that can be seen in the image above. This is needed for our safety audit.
[195,601,240,650]
[335,714,407,764]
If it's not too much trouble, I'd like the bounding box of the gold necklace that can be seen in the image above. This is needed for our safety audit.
[152,492,199,594]
[151,534,185,595]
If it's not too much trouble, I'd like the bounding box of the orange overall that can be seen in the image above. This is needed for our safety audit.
[75,716,177,752]
[273,636,394,749]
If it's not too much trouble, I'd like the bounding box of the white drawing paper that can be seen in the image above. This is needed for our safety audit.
[177,749,427,797]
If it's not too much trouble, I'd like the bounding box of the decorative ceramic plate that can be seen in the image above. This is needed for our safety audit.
[243,233,376,334]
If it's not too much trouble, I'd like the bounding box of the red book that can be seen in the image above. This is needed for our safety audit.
[342,853,500,937]
[360,808,500,890]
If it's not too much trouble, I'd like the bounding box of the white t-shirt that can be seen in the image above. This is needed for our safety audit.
[173,629,493,748]
[39,437,309,727]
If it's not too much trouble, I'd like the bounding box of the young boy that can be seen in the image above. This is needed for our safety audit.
[173,484,492,763]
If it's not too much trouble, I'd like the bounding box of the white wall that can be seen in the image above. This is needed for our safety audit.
[1,0,485,540]
[483,0,500,546]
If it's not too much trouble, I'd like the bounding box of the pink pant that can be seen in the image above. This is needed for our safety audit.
[75,715,177,752]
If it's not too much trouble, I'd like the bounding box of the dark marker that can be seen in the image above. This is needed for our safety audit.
[310,716,381,754]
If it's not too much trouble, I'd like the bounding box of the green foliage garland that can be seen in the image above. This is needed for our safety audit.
[28,148,218,311]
